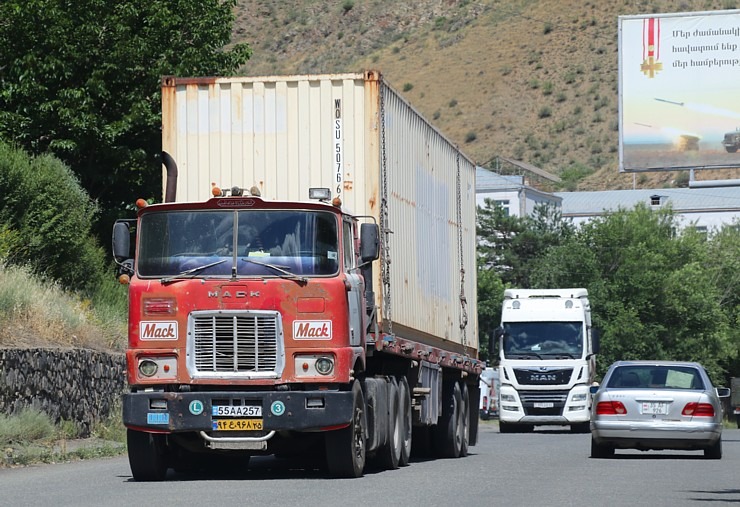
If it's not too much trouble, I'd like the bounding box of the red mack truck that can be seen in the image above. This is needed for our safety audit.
[112,71,481,480]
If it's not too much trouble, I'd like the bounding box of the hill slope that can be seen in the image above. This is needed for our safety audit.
[232,0,740,191]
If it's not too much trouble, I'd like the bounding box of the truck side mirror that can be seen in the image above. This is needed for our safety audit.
[591,328,601,354]
[360,223,379,262]
[112,221,131,261]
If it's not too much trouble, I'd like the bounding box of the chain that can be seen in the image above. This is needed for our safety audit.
[379,78,392,335]
[456,148,468,348]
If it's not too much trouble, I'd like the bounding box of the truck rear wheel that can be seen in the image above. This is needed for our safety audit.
[376,377,402,470]
[325,380,366,478]
[127,429,168,481]
[434,380,462,458]
[459,382,470,457]
[398,376,413,466]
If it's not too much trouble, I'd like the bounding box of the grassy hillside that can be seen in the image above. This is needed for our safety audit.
[232,0,740,190]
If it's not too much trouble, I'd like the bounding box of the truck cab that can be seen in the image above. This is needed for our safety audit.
[496,289,599,433]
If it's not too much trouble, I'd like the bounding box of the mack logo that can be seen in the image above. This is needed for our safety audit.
[293,320,332,340]
[530,373,557,382]
[208,290,260,298]
[140,321,178,340]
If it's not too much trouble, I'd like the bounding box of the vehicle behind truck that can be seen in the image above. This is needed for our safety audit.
[112,71,481,480]
[495,288,599,433]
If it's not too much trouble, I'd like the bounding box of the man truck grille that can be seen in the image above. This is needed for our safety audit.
[188,310,284,378]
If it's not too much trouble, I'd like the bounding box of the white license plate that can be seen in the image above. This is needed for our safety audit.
[212,405,262,417]
[642,402,669,415]
[533,402,554,408]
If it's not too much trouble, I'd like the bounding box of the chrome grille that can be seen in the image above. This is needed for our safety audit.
[189,311,283,378]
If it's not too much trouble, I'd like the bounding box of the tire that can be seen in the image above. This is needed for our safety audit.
[434,380,462,458]
[499,421,517,434]
[326,380,366,478]
[726,146,738,153]
[376,377,402,470]
[398,376,413,466]
[736,414,740,429]
[459,382,470,457]
[570,422,591,434]
[127,429,168,481]
[410,425,433,459]
[704,438,722,460]
[590,435,614,459]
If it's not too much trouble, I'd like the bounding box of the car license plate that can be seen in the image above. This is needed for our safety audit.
[533,402,554,408]
[213,419,264,431]
[642,402,669,415]
[212,405,262,417]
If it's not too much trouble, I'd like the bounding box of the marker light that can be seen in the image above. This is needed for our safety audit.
[309,188,332,201]
[136,199,148,209]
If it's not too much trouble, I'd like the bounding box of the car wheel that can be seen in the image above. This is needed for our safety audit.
[590,435,614,459]
[704,438,722,460]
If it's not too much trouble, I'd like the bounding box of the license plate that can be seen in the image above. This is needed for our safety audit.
[642,402,669,415]
[533,402,554,408]
[212,405,262,417]
[213,419,264,431]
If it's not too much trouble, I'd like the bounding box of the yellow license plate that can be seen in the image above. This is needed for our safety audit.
[213,419,263,431]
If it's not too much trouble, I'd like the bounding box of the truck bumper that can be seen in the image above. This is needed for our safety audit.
[122,389,354,433]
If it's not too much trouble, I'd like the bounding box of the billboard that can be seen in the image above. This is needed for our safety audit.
[619,9,740,172]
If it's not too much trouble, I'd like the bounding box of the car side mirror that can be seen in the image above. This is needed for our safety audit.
[589,384,600,395]
[716,387,731,398]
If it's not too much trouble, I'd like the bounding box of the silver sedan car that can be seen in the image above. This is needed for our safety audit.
[590,361,730,459]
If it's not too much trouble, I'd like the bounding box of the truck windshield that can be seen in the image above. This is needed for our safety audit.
[137,209,339,278]
[502,322,584,359]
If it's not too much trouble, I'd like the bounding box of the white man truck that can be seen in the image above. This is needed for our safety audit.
[495,288,599,433]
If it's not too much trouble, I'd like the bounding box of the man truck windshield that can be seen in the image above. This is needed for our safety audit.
[502,322,584,359]
[137,209,339,278]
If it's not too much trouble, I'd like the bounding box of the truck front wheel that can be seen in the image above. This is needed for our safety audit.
[127,429,168,481]
[325,380,366,478]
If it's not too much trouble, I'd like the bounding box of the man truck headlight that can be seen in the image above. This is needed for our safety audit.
[501,393,516,402]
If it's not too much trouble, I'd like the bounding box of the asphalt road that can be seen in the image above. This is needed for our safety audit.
[2,423,739,507]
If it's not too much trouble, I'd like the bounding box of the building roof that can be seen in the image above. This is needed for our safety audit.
[554,187,740,216]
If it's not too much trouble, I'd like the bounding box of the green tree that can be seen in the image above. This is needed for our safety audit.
[476,264,505,362]
[477,200,574,287]
[0,0,252,242]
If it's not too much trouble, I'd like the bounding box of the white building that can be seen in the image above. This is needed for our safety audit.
[476,166,560,217]
[554,187,740,231]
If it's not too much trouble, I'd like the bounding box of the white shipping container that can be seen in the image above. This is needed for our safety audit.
[161,71,478,355]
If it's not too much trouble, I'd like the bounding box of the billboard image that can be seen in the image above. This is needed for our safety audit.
[619,9,740,172]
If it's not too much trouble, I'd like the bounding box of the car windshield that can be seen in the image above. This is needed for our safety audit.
[502,322,584,359]
[606,365,705,390]
[137,209,340,278]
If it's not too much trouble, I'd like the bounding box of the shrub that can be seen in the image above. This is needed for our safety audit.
[403,83,413,92]
[465,131,477,143]
[0,142,108,295]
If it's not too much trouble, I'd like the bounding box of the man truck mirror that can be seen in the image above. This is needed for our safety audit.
[360,223,379,262]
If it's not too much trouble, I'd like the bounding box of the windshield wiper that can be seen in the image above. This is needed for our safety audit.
[241,258,308,284]
[161,259,227,284]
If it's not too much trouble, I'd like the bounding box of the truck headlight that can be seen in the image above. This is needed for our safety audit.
[315,357,334,375]
[571,393,588,402]
[501,393,516,402]
[139,359,158,377]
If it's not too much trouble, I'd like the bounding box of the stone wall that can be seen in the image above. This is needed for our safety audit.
[0,348,127,436]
